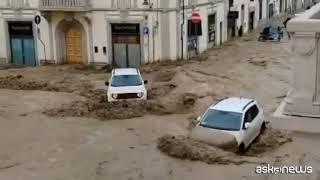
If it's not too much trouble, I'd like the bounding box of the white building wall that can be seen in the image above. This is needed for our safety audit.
[198,7,209,53]
[232,0,261,33]
[169,11,179,60]
[0,17,7,62]
[35,13,51,62]
[0,0,229,65]
[91,11,108,63]
[262,0,268,19]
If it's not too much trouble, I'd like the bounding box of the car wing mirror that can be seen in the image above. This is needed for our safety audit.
[196,116,201,122]
[244,122,251,129]
[144,80,148,84]
[105,81,109,86]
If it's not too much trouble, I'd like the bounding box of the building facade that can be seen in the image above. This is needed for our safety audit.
[227,0,261,37]
[0,0,228,67]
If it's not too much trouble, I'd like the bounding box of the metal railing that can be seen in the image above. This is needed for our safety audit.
[6,0,29,9]
[39,0,91,11]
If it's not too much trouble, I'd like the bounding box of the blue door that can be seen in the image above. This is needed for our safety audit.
[11,38,24,65]
[10,37,36,66]
[23,38,36,66]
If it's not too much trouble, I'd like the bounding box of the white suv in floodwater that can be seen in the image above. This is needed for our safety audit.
[106,68,148,102]
[190,97,266,152]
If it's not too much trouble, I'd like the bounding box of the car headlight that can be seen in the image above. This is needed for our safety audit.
[112,94,118,99]
[137,92,144,98]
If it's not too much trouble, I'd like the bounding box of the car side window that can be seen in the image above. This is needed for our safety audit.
[243,110,252,129]
[250,105,259,120]
[244,112,250,123]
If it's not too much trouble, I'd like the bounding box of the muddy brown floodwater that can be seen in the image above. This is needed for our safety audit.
[157,127,293,165]
[1,33,320,180]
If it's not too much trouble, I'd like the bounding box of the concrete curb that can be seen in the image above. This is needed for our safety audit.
[272,93,320,133]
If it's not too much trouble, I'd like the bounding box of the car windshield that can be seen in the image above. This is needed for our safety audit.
[200,109,243,131]
[111,75,142,87]
[270,26,279,33]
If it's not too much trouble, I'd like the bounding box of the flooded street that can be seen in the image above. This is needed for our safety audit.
[0,34,320,180]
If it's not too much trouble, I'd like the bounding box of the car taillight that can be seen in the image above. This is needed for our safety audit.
[112,94,118,99]
[137,92,144,98]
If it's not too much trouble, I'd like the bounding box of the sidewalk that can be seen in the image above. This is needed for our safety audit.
[271,100,320,134]
[270,115,320,134]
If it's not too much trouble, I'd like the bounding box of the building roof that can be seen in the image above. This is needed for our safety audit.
[210,97,255,113]
[113,68,139,76]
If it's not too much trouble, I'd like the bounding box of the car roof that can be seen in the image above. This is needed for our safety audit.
[113,68,139,76]
[210,97,255,113]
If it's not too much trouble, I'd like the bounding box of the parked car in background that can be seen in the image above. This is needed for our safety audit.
[106,68,148,102]
[258,25,284,42]
[189,97,266,152]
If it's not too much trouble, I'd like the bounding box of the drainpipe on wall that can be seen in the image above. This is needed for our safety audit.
[181,0,185,60]
[152,0,159,62]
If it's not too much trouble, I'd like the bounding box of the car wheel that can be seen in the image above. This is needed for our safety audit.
[238,143,246,154]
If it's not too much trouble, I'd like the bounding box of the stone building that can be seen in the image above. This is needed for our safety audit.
[0,0,228,67]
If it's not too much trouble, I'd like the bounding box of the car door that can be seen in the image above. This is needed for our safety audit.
[242,108,256,147]
[248,105,261,141]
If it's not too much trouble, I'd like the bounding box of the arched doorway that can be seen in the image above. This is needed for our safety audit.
[55,19,87,64]
[65,26,83,64]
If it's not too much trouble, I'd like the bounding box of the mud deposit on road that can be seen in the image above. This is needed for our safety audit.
[0,75,93,93]
[44,88,198,120]
[157,128,292,165]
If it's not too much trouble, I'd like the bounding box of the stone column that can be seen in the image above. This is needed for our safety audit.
[284,3,320,117]
[284,31,320,117]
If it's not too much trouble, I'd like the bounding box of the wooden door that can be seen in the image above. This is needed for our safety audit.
[65,27,83,64]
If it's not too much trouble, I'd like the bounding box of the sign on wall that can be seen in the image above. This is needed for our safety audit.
[35,15,41,25]
[191,12,201,24]
[8,22,33,36]
[111,24,140,35]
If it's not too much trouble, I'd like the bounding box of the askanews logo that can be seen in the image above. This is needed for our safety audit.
[256,164,313,174]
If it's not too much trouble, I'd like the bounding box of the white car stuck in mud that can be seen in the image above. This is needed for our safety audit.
[190,97,266,152]
[106,68,148,102]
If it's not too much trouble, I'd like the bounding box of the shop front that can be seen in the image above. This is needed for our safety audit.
[8,21,36,66]
[111,23,141,68]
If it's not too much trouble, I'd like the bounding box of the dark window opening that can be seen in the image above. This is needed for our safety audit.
[103,47,107,54]
[208,14,216,43]
[188,20,202,36]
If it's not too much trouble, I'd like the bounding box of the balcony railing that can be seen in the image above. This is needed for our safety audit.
[6,0,30,9]
[39,0,91,11]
